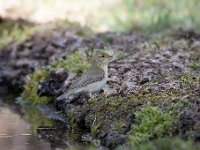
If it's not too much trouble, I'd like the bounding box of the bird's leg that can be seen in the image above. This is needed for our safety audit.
[107,77,117,84]
[89,92,100,99]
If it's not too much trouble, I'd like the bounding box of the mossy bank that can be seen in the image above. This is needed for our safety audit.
[21,32,200,149]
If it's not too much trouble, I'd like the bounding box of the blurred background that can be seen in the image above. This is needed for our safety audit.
[0,0,200,32]
[1,0,199,49]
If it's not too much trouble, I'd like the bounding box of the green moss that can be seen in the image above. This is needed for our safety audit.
[190,48,200,62]
[177,73,200,87]
[189,61,200,70]
[22,68,51,104]
[85,96,132,137]
[68,72,200,143]
[65,145,96,150]
[129,90,181,106]
[128,106,175,145]
[65,138,200,150]
[70,89,181,139]
[22,52,89,105]
[98,34,113,42]
[118,138,200,150]
[189,47,200,70]
[111,122,127,131]
[51,52,89,74]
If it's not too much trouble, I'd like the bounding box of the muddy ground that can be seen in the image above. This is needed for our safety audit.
[0,23,200,149]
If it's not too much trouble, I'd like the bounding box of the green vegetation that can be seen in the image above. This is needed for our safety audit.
[1,0,199,33]
[51,52,89,74]
[189,61,200,70]
[112,0,200,33]
[69,90,182,140]
[0,21,35,48]
[22,68,51,104]
[119,138,200,150]
[65,138,200,150]
[129,106,175,144]
[0,20,92,49]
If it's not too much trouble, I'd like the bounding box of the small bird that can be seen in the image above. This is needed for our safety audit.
[56,49,114,103]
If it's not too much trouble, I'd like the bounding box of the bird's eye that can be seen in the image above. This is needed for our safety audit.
[102,55,105,58]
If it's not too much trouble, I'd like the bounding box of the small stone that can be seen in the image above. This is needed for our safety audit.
[37,68,68,97]
[140,78,149,85]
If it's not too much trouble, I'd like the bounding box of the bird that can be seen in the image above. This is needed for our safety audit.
[56,49,114,103]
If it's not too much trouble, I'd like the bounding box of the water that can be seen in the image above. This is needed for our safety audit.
[0,96,51,150]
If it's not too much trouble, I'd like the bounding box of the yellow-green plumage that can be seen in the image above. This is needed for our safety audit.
[56,49,113,102]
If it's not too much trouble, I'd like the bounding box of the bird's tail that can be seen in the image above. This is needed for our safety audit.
[56,92,75,104]
[56,92,68,101]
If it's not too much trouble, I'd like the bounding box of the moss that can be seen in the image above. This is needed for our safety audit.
[65,145,96,150]
[118,138,200,150]
[68,72,200,144]
[70,89,181,139]
[84,96,133,137]
[22,52,89,105]
[189,46,200,70]
[22,68,51,104]
[190,48,200,62]
[189,61,200,70]
[98,34,113,42]
[177,73,200,87]
[65,138,200,150]
[51,52,89,74]
[128,106,175,145]
[129,90,181,106]
[111,122,127,131]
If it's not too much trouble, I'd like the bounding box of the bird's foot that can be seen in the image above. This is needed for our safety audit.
[89,93,98,99]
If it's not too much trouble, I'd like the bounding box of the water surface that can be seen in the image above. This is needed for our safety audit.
[0,96,51,150]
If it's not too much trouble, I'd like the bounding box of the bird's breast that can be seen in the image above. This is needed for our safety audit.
[86,78,107,93]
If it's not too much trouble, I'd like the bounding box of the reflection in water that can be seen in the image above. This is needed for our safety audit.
[0,97,51,150]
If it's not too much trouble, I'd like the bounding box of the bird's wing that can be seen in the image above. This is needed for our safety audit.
[69,66,105,90]
[56,71,104,101]
[56,65,105,101]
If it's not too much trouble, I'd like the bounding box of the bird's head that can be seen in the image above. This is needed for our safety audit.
[93,49,114,66]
